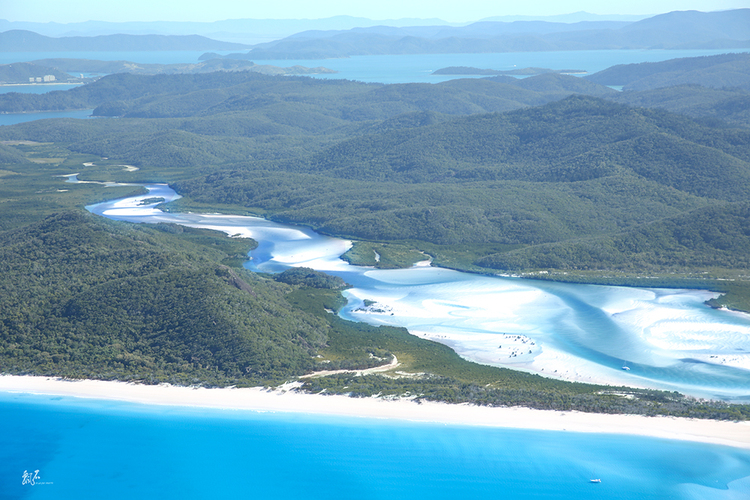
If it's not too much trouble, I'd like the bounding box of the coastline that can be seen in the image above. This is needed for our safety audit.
[2,374,749,450]
[0,82,83,87]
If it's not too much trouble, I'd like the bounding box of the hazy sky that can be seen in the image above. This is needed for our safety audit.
[1,0,746,23]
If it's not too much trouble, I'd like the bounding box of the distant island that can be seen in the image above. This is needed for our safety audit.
[432,66,587,76]
[207,9,750,59]
[0,29,250,52]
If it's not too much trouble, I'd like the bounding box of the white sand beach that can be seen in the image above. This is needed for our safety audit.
[1,375,748,450]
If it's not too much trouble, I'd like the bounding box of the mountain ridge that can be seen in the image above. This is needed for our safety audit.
[0,29,250,51]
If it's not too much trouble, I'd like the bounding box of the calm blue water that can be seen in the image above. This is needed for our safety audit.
[1,391,749,500]
[0,84,80,95]
[2,48,748,87]
[0,109,93,126]
[249,48,750,84]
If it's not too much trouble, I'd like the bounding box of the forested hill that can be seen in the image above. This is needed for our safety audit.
[586,52,750,91]
[168,95,750,272]
[14,58,336,78]
[586,53,750,129]
[8,59,749,131]
[0,70,616,117]
[292,96,750,197]
[0,211,328,385]
[0,62,74,84]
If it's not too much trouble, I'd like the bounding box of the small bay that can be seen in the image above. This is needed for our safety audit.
[0,109,93,126]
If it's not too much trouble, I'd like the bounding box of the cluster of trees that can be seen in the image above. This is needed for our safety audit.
[341,241,429,269]
[303,374,750,420]
[274,267,348,289]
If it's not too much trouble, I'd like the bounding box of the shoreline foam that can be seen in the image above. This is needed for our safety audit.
[1,375,748,450]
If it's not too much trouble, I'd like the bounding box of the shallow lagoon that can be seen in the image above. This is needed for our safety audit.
[87,184,750,402]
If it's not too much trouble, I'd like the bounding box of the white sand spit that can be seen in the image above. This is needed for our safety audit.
[1,375,748,450]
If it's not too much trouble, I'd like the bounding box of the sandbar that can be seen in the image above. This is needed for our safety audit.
[1,374,748,450]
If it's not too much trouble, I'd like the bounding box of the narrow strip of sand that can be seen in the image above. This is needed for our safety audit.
[1,375,748,450]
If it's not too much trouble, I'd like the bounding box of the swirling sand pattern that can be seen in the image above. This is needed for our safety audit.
[87,183,750,401]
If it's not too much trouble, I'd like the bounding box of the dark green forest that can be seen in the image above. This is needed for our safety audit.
[585,52,750,91]
[1,60,749,417]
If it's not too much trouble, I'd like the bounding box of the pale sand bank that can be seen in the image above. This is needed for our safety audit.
[1,375,748,450]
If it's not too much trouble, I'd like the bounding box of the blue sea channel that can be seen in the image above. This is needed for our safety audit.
[2,391,750,500]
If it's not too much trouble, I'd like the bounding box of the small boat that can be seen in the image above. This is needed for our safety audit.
[590,479,602,483]
[622,366,630,371]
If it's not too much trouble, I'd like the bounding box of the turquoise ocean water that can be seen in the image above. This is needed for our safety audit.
[2,391,750,500]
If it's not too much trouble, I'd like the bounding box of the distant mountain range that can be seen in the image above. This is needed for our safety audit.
[0,30,250,52]
[3,10,748,57]
[0,13,646,45]
[209,9,750,59]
